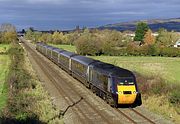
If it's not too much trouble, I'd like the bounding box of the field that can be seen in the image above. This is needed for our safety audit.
[0,55,10,110]
[91,56,180,84]
[48,43,76,52]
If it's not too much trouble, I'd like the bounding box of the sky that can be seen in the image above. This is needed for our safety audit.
[0,0,179,30]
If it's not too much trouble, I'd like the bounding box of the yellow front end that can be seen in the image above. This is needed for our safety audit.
[117,85,137,104]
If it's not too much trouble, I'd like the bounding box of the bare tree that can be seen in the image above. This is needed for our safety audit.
[0,23,16,32]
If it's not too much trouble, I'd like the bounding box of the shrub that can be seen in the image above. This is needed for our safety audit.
[75,33,101,55]
[147,45,159,56]
[169,85,180,105]
[136,73,168,95]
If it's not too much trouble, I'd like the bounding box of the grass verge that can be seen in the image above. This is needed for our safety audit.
[0,54,10,111]
[0,42,63,123]
[143,95,180,123]
[0,44,10,54]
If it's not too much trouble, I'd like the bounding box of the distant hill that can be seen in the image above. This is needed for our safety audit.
[98,18,180,32]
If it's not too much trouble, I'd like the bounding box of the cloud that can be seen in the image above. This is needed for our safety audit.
[26,0,67,4]
[0,0,179,30]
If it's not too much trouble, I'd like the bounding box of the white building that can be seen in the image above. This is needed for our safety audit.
[174,39,180,48]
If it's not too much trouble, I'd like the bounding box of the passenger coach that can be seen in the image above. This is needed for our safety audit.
[36,43,142,107]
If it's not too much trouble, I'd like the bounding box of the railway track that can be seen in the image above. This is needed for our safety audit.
[23,41,116,124]
[21,40,163,124]
[130,108,156,124]
[116,108,156,124]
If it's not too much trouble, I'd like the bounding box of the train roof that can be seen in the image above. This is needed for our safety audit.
[71,55,98,66]
[52,47,64,53]
[90,61,134,78]
[44,45,55,51]
[37,42,45,46]
[60,51,76,58]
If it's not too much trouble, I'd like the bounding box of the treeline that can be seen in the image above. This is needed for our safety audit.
[25,28,77,45]
[25,23,180,57]
[106,44,180,57]
[25,28,132,55]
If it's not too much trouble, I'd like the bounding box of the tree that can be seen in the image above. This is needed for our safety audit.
[25,29,42,42]
[75,32,101,55]
[52,31,63,44]
[39,33,52,43]
[0,23,17,44]
[66,32,80,45]
[156,28,180,47]
[143,29,155,45]
[29,27,34,32]
[0,32,17,44]
[134,22,149,43]
[21,29,26,34]
[99,30,126,54]
[25,29,34,40]
[0,23,16,32]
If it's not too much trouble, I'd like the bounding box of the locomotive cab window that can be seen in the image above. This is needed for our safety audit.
[117,78,134,85]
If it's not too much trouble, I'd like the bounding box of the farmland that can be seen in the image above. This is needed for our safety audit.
[91,56,180,84]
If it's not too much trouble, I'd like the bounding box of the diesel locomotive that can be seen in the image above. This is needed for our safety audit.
[36,43,142,107]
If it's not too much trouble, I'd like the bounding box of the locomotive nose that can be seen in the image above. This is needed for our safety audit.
[117,85,137,104]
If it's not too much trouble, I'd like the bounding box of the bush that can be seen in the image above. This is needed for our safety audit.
[147,45,159,56]
[136,72,180,109]
[159,47,180,57]
[75,33,101,55]
[169,85,180,104]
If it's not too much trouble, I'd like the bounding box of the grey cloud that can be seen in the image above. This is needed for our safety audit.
[0,0,179,30]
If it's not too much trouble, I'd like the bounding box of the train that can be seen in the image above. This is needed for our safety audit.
[36,42,142,107]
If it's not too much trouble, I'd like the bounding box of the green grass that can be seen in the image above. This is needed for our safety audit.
[91,56,180,84]
[0,55,10,110]
[48,44,76,52]
[0,44,10,53]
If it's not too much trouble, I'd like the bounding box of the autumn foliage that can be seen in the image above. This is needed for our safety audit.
[143,29,155,45]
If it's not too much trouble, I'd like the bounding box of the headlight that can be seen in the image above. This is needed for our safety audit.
[119,91,122,94]
[116,91,122,94]
[133,91,137,94]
